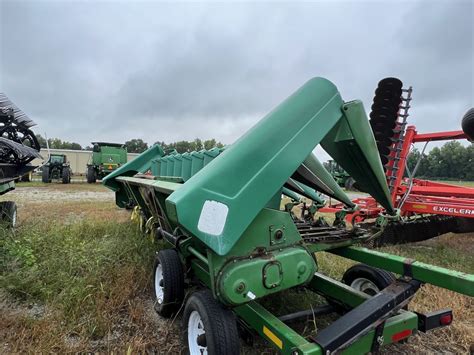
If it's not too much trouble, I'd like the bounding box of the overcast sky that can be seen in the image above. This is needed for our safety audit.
[1,0,472,159]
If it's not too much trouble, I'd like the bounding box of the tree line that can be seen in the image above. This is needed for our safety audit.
[406,141,474,180]
[118,138,225,153]
[35,135,225,154]
[36,135,83,151]
[35,134,472,180]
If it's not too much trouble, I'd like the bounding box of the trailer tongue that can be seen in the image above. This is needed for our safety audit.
[103,78,473,354]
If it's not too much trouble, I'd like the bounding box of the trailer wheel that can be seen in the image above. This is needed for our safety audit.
[62,168,71,184]
[342,264,395,296]
[183,289,240,355]
[461,107,474,141]
[20,172,31,182]
[41,166,51,183]
[344,177,356,191]
[0,201,17,228]
[86,166,96,183]
[153,249,184,318]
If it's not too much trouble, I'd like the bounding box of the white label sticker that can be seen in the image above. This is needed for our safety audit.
[197,200,229,236]
[246,291,256,300]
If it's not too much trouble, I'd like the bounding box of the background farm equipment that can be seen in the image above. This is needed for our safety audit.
[41,153,71,183]
[86,142,127,183]
[324,159,355,190]
[0,93,42,227]
[319,79,474,246]
[104,77,473,354]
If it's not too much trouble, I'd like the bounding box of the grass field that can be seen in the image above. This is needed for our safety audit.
[1,183,473,353]
[433,180,474,187]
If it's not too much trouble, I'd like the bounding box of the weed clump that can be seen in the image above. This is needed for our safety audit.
[1,219,156,346]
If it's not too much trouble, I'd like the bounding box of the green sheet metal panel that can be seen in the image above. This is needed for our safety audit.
[172,155,183,177]
[150,158,159,176]
[191,150,205,175]
[203,147,222,165]
[295,153,354,207]
[166,77,345,256]
[181,152,192,181]
[0,180,15,196]
[102,144,165,192]
[159,157,166,176]
[165,155,174,176]
[321,101,394,213]
[285,179,325,205]
[217,246,316,305]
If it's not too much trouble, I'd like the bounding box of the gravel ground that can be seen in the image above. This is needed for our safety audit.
[6,186,114,202]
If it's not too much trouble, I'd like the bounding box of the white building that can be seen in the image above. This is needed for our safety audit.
[31,149,139,175]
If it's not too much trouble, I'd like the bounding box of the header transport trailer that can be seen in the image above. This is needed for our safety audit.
[103,78,473,355]
[0,93,42,227]
[319,79,474,246]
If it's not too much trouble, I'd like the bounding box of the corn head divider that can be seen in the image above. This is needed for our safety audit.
[104,78,473,354]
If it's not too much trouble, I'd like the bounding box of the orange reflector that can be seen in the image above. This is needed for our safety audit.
[392,329,412,342]
[412,204,427,209]
[108,165,112,169]
[440,314,452,325]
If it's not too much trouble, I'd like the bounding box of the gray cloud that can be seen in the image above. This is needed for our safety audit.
[1,0,472,158]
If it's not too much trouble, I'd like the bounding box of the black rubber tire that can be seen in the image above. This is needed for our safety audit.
[461,108,474,141]
[41,166,51,183]
[342,264,395,296]
[182,289,240,355]
[62,168,71,184]
[153,249,185,318]
[86,166,96,183]
[20,173,31,182]
[0,201,17,228]
[344,177,356,191]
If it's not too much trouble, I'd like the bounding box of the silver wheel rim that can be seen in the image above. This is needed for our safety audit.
[11,208,17,228]
[154,264,164,303]
[350,277,380,296]
[188,310,207,355]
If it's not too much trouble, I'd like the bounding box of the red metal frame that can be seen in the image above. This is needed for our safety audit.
[319,126,474,221]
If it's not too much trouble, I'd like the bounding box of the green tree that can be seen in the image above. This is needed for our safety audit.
[125,139,148,153]
[406,141,473,180]
[465,144,474,180]
[175,140,192,153]
[193,138,203,151]
[153,138,225,153]
[70,142,82,150]
[36,134,47,148]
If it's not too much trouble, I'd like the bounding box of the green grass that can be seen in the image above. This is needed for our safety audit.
[1,219,156,342]
[431,180,474,187]
[1,184,473,353]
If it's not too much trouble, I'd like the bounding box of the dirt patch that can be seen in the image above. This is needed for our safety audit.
[3,185,114,203]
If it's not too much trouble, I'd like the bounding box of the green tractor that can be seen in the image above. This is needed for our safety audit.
[41,153,71,184]
[86,142,127,183]
[324,159,355,190]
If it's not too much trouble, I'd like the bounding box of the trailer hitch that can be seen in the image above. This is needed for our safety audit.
[311,278,421,354]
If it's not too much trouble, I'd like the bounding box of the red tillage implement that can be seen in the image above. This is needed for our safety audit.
[320,81,474,245]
